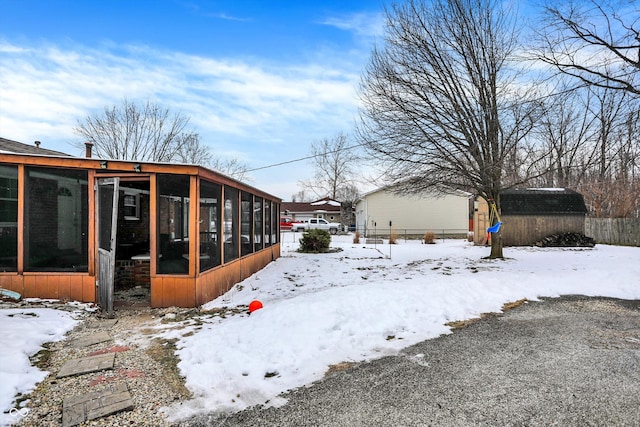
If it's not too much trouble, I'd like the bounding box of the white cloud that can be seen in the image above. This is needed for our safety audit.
[0,39,367,198]
[320,11,385,39]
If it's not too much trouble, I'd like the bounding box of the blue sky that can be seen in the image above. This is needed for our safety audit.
[0,0,385,199]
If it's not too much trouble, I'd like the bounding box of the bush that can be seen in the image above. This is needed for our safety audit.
[353,231,361,244]
[299,229,331,253]
[389,230,398,244]
[423,231,436,244]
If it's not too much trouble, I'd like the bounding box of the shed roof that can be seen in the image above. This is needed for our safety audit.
[501,188,588,216]
[0,137,71,157]
[282,197,341,215]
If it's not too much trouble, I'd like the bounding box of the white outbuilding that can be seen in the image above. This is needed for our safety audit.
[355,187,471,238]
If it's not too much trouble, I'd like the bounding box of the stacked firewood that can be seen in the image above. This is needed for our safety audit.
[534,232,596,248]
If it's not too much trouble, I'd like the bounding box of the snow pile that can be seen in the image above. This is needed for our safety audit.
[0,308,79,426]
[161,236,640,421]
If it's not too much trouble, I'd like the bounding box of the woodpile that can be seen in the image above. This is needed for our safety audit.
[534,232,596,248]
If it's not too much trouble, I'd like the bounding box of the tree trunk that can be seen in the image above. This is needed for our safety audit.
[489,230,503,258]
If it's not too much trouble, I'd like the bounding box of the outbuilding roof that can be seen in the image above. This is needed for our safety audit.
[282,197,341,215]
[501,188,588,216]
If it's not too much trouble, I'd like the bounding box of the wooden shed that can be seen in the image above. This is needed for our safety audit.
[473,188,589,246]
[0,152,281,312]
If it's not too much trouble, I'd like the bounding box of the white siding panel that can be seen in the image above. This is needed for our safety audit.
[357,189,469,232]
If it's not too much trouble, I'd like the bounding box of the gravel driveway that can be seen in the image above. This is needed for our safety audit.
[181,296,640,427]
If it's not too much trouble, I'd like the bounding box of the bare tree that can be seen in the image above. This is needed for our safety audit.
[210,157,250,182]
[537,0,640,95]
[174,132,213,165]
[173,133,250,179]
[300,132,359,201]
[291,189,313,203]
[74,99,193,162]
[336,183,360,229]
[575,86,640,217]
[357,0,541,258]
[75,99,250,180]
[530,83,598,188]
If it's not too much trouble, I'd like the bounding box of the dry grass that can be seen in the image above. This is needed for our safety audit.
[389,230,398,244]
[445,313,497,330]
[502,299,528,311]
[146,338,192,399]
[29,342,53,369]
[353,231,361,244]
[325,361,356,377]
[446,299,529,331]
[423,231,436,244]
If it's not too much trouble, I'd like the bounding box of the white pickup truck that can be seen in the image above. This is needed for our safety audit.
[292,218,342,234]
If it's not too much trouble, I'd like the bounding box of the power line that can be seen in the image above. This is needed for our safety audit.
[244,142,367,173]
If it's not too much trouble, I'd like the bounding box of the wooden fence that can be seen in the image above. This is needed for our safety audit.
[585,218,640,247]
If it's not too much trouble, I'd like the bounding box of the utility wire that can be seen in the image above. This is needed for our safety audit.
[244,142,367,173]
[245,79,619,174]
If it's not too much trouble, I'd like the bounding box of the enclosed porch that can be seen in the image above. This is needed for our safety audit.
[0,153,281,312]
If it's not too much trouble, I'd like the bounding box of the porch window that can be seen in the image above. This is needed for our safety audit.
[157,174,190,274]
[199,180,221,272]
[272,202,279,243]
[223,187,239,263]
[264,200,271,247]
[0,165,18,272]
[24,167,88,272]
[241,192,253,256]
[254,196,263,251]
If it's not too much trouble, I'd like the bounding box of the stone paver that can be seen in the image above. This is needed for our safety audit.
[62,382,134,427]
[69,330,112,348]
[57,353,115,378]
[88,319,119,328]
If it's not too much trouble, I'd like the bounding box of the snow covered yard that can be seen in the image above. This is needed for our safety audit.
[0,306,83,426]
[1,235,638,425]
[157,234,640,422]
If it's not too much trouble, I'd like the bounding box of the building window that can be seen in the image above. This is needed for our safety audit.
[157,174,190,274]
[200,180,221,272]
[241,192,254,256]
[0,165,18,272]
[272,202,278,244]
[224,187,239,263]
[254,196,263,252]
[123,193,140,220]
[25,166,88,272]
[264,200,271,247]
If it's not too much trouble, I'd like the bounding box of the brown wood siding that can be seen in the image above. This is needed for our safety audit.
[0,245,279,306]
[195,244,280,306]
[17,165,25,273]
[83,275,96,301]
[189,176,198,277]
[502,215,585,246]
[0,274,95,302]
[151,276,196,308]
[87,170,96,276]
[0,275,21,294]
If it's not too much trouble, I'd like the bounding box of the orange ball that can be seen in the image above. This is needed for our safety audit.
[249,300,263,313]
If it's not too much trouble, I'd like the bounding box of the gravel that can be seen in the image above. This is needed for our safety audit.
[14,304,192,427]
[181,296,640,427]
[10,295,640,427]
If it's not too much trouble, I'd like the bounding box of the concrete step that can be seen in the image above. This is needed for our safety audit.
[57,353,115,378]
[69,330,112,348]
[62,382,133,427]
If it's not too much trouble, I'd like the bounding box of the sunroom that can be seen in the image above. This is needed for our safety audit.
[0,152,281,313]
